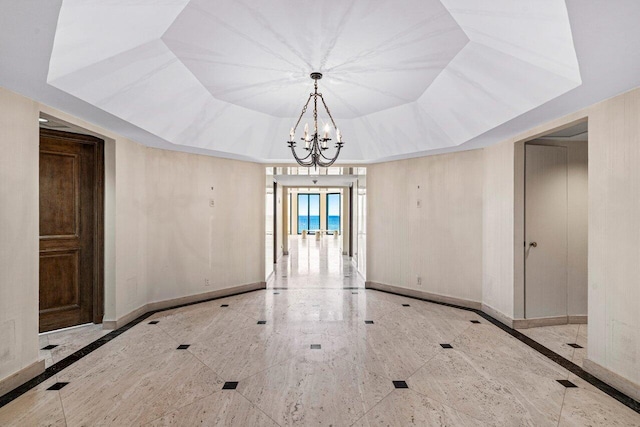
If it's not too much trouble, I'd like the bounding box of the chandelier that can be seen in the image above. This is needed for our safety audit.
[287,72,344,168]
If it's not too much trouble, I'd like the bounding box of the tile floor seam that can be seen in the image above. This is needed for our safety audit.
[384,382,489,427]
[153,323,231,386]
[400,342,450,382]
[556,388,568,427]
[55,379,69,427]
[329,348,399,382]
[381,320,475,381]
[233,389,284,427]
[221,305,266,325]
[140,388,223,426]
[347,385,397,426]
[231,349,301,383]
[404,346,564,424]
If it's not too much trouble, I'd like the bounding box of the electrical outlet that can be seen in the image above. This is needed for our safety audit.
[204,278,211,286]
[417,199,422,208]
[209,199,215,207]
[417,276,422,286]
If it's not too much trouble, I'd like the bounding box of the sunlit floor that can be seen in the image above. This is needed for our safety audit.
[1,236,638,426]
[272,235,360,289]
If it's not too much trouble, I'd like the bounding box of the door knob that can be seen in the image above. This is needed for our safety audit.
[529,242,537,248]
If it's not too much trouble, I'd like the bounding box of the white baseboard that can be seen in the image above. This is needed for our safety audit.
[568,315,588,324]
[481,304,515,328]
[0,359,45,397]
[498,314,588,329]
[365,281,482,310]
[103,281,266,330]
[513,315,574,329]
[583,358,640,402]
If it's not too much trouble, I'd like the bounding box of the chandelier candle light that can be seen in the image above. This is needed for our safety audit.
[287,72,344,168]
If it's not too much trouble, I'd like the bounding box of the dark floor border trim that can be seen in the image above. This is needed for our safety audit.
[368,287,640,414]
[0,287,262,408]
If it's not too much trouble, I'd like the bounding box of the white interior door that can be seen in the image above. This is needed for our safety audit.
[525,144,568,319]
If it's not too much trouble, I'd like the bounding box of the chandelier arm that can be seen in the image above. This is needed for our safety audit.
[292,94,313,133]
[297,148,313,161]
[289,144,314,166]
[318,147,339,161]
[320,145,342,161]
[318,94,338,129]
[316,146,342,167]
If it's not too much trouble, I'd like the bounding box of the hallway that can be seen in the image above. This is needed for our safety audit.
[0,237,638,426]
[272,235,361,289]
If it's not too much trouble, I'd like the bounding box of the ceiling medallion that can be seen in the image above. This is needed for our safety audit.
[287,72,344,168]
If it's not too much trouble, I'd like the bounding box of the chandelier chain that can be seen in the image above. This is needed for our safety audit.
[319,94,337,130]
[293,94,312,132]
[313,81,318,132]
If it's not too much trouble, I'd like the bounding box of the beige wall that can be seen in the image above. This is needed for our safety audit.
[113,138,148,320]
[265,172,274,277]
[0,87,40,384]
[588,89,640,390]
[367,150,484,303]
[356,172,366,276]
[482,141,516,317]
[275,183,283,261]
[145,148,264,303]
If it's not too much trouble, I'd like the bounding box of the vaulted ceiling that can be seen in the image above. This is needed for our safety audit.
[2,1,640,163]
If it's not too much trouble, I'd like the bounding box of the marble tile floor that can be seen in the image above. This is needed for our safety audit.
[517,323,588,368]
[272,236,360,289]
[1,237,638,426]
[39,323,111,369]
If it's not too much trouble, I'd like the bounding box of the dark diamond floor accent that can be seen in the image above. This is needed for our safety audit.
[365,320,374,324]
[220,304,229,307]
[257,321,266,325]
[470,320,481,324]
[41,345,58,350]
[393,381,409,389]
[273,292,280,295]
[402,304,410,307]
[557,379,578,388]
[352,292,358,294]
[148,321,159,325]
[47,382,69,391]
[310,344,321,349]
[440,344,453,349]
[222,381,238,390]
[177,344,190,350]
[568,343,583,348]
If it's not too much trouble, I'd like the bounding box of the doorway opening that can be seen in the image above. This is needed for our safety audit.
[523,120,588,323]
[38,117,105,333]
[517,120,589,367]
[266,167,367,285]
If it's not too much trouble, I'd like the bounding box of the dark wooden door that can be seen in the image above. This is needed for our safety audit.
[39,129,104,332]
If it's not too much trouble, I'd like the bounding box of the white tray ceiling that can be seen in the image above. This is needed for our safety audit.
[45,0,581,162]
